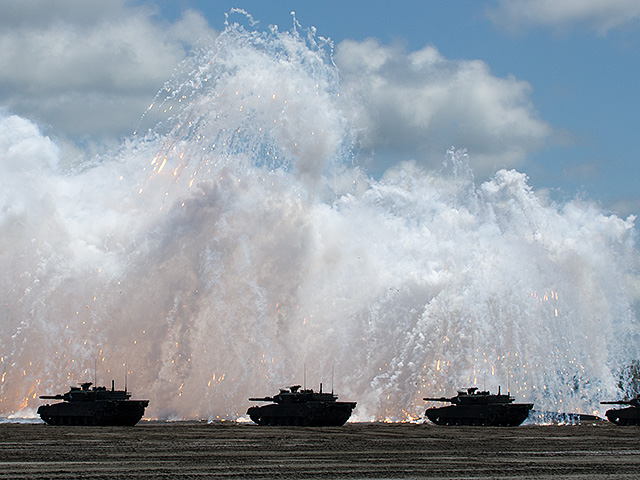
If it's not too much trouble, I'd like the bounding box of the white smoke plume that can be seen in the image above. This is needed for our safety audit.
[1,16,638,421]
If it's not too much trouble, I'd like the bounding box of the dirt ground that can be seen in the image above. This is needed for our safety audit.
[0,421,638,479]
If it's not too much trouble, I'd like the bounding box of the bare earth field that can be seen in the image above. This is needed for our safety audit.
[0,421,638,479]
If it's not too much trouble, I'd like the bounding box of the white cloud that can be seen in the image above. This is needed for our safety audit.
[488,0,640,35]
[0,0,215,144]
[0,112,59,247]
[335,39,551,176]
[0,3,553,179]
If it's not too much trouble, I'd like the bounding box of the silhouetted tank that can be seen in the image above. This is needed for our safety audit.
[247,384,356,426]
[600,395,640,425]
[424,387,533,426]
[37,380,149,426]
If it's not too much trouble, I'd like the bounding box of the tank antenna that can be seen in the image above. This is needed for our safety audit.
[303,362,306,390]
[331,363,335,395]
[124,363,128,393]
[94,358,97,387]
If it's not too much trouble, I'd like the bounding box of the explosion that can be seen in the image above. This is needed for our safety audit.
[0,14,638,421]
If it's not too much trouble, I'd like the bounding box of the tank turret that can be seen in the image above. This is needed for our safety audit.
[247,384,356,426]
[424,387,516,406]
[424,387,533,426]
[37,380,149,426]
[600,395,640,425]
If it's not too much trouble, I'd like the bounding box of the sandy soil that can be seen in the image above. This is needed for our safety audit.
[0,421,638,479]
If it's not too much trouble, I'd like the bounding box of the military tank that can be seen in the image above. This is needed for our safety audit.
[600,395,640,425]
[37,380,149,426]
[424,387,533,426]
[247,384,356,426]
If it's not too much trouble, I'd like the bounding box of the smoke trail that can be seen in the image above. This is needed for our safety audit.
[0,16,638,421]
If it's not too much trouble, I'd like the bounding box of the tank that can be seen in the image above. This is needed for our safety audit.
[600,395,640,425]
[37,380,149,426]
[247,384,356,426]
[424,387,533,426]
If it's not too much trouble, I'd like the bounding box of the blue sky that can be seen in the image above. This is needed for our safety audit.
[1,0,639,216]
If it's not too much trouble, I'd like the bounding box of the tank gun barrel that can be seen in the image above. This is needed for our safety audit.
[423,397,452,403]
[601,399,639,405]
[249,397,274,402]
[39,394,64,400]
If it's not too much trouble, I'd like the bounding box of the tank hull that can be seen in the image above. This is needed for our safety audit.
[604,406,640,426]
[425,403,533,426]
[247,402,356,426]
[37,400,149,426]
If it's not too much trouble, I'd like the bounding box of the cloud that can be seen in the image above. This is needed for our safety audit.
[0,3,553,180]
[335,39,551,177]
[487,0,640,35]
[0,112,59,174]
[0,0,215,146]
[0,112,60,254]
